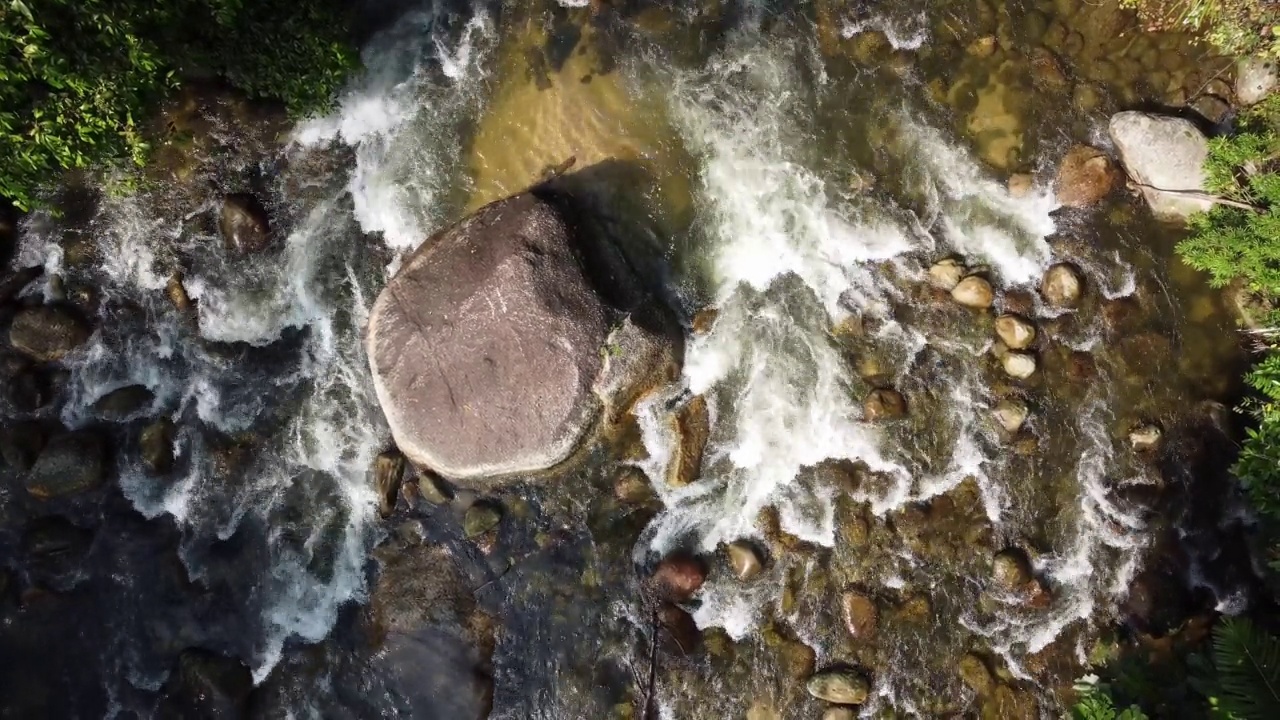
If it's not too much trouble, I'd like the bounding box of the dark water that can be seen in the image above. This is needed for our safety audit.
[0,1,1258,718]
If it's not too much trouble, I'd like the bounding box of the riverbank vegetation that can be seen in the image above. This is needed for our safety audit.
[0,0,357,211]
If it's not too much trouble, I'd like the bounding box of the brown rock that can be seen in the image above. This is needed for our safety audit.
[668,394,710,487]
[1007,174,1034,198]
[657,602,701,653]
[1001,352,1037,379]
[652,552,706,601]
[840,591,879,640]
[928,259,965,291]
[1031,47,1070,88]
[994,314,1036,349]
[807,668,870,704]
[1055,145,1119,207]
[992,548,1034,590]
[10,305,91,361]
[140,419,176,475]
[952,276,995,309]
[691,307,719,334]
[1129,424,1161,452]
[863,388,907,421]
[219,194,273,254]
[614,465,656,505]
[727,540,764,581]
[958,652,993,696]
[992,398,1028,433]
[1041,263,1083,308]
[166,272,193,313]
[92,384,155,421]
[373,450,407,518]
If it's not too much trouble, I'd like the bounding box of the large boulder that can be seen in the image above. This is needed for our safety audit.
[1108,112,1214,221]
[367,191,678,481]
[25,430,106,498]
[10,305,91,361]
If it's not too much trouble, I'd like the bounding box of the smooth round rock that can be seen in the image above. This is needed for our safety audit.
[463,500,502,538]
[840,592,879,640]
[1041,263,1083,308]
[927,259,965,291]
[93,384,155,421]
[1108,112,1213,221]
[1237,56,1277,106]
[951,276,995,309]
[652,552,707,601]
[992,398,1028,433]
[1001,352,1037,379]
[994,314,1036,349]
[806,669,870,705]
[823,708,856,720]
[863,388,907,421]
[958,653,993,696]
[10,305,91,362]
[1129,424,1162,452]
[26,431,106,498]
[1054,145,1119,207]
[992,548,1034,589]
[726,540,764,581]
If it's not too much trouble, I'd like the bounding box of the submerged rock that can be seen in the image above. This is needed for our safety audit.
[806,668,870,704]
[1001,352,1037,379]
[10,305,91,361]
[1054,145,1119,207]
[958,653,993,696]
[366,192,678,481]
[140,418,176,475]
[992,398,1028,433]
[166,272,193,313]
[463,500,503,538]
[840,591,878,640]
[219,194,273,254]
[0,421,45,470]
[927,258,965,291]
[1129,424,1162,452]
[727,540,764,581]
[374,450,408,518]
[26,431,106,498]
[1007,174,1033,198]
[652,552,706,601]
[92,384,154,420]
[1237,56,1277,106]
[951,276,995,309]
[1041,263,1083,308]
[1108,112,1213,221]
[863,388,907,421]
[668,394,710,487]
[823,708,856,720]
[994,314,1036,349]
[157,649,252,719]
[992,548,1034,590]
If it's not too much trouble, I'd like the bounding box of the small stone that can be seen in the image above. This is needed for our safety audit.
[823,708,857,720]
[373,450,407,518]
[992,548,1034,590]
[897,594,932,623]
[951,276,995,309]
[166,272,193,313]
[416,469,452,504]
[92,384,155,421]
[1129,424,1161,452]
[727,540,764,581]
[1073,83,1102,112]
[856,355,886,382]
[1031,47,1069,88]
[958,653,994,696]
[667,394,709,487]
[10,305,92,361]
[691,307,719,334]
[863,388,907,421]
[994,314,1036,349]
[652,552,707,601]
[967,36,997,58]
[140,419,176,475]
[1237,56,1278,106]
[927,258,965,291]
[614,465,656,505]
[1007,174,1033,198]
[1001,352,1037,379]
[1054,145,1119,207]
[26,430,106,498]
[463,500,502,538]
[840,591,879,640]
[806,668,871,705]
[1192,94,1231,124]
[1041,263,1083,308]
[992,398,1028,433]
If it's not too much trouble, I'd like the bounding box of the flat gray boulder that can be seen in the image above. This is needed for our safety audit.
[1108,111,1213,222]
[367,191,675,481]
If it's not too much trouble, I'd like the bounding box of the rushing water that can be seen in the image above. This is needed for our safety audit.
[0,1,1254,718]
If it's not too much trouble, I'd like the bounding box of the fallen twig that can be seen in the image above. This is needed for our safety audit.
[1129,180,1263,212]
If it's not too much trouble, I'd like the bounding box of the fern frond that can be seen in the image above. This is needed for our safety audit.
[1211,617,1280,719]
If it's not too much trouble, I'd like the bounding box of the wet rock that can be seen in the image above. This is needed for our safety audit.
[667,394,709,487]
[1007,174,1033,199]
[1108,111,1213,221]
[463,500,502,538]
[967,36,997,58]
[166,272,193,313]
[613,465,656,505]
[727,540,764,581]
[994,314,1036,349]
[26,431,106,498]
[219,194,273,254]
[1031,47,1069,88]
[23,515,93,585]
[951,276,995,309]
[415,468,453,505]
[691,306,719,334]
[1001,352,1037,380]
[1041,263,1083,308]
[806,668,870,705]
[92,384,155,420]
[657,602,701,654]
[367,192,679,482]
[863,388,907,421]
[10,305,91,361]
[1129,424,1161,452]
[1237,56,1277,106]
[0,266,42,306]
[992,548,1034,590]
[897,594,932,623]
[1,355,50,410]
[840,591,878,640]
[1073,83,1103,112]
[958,652,994,696]
[927,258,965,291]
[823,708,856,720]
[1,421,45,470]
[992,398,1028,433]
[373,449,407,518]
[1193,94,1231,124]
[157,649,253,719]
[1054,145,1119,207]
[140,418,176,475]
[651,552,706,601]
[779,636,817,680]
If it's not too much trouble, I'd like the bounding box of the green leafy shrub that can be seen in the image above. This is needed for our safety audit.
[1120,0,1280,58]
[0,0,357,210]
[1072,685,1150,720]
[1209,618,1280,719]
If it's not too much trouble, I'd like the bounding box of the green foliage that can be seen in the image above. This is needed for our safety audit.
[1072,682,1150,720]
[1121,0,1280,58]
[1210,618,1280,719]
[0,0,356,210]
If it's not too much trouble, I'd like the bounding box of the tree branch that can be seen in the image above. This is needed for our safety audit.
[1129,180,1264,212]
